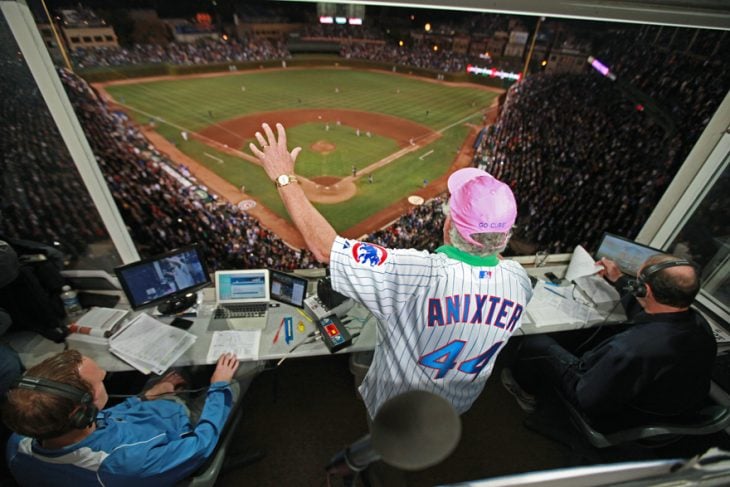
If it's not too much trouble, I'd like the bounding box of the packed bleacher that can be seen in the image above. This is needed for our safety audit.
[474,27,730,254]
[341,41,469,73]
[0,51,107,259]
[71,37,290,69]
[363,197,446,252]
[55,68,315,271]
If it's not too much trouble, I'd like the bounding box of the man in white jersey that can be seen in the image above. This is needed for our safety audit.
[250,123,532,418]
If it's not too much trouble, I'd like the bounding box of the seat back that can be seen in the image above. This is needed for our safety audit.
[562,395,730,449]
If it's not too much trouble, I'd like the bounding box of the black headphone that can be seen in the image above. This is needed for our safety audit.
[625,259,692,298]
[10,376,98,430]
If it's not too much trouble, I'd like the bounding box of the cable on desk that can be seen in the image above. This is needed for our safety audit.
[575,298,625,353]
[276,331,322,367]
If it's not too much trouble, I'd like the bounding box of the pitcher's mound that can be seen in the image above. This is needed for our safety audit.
[311,140,336,154]
[301,176,356,204]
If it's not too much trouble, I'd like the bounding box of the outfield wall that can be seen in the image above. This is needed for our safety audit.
[77,55,517,90]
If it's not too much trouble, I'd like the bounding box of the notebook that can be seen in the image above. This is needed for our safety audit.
[210,269,270,330]
[594,232,665,276]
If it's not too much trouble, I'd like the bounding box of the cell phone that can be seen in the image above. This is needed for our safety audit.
[544,272,562,285]
[170,317,194,330]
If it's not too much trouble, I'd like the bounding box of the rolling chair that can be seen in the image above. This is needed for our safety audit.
[179,369,265,487]
[180,405,264,487]
[526,389,730,454]
[560,394,730,449]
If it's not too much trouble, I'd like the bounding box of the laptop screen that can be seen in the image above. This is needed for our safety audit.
[594,233,665,276]
[215,270,270,304]
[269,270,308,308]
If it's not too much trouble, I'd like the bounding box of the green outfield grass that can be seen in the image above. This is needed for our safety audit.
[105,69,497,232]
[268,123,399,179]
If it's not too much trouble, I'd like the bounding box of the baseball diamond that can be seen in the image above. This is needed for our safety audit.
[97,68,501,247]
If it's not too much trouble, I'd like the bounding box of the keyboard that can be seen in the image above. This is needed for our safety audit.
[712,352,730,393]
[213,303,267,319]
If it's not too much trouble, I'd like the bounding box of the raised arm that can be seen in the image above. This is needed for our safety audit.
[249,123,337,263]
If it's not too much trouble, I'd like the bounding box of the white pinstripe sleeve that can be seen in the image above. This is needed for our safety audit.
[329,237,437,320]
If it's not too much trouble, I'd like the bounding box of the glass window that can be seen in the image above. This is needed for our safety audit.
[668,155,729,315]
[0,14,121,270]
[82,36,92,42]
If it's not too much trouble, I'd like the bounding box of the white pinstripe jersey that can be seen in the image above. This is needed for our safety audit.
[330,237,533,418]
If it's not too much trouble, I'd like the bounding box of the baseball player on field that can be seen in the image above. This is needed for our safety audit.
[250,123,532,419]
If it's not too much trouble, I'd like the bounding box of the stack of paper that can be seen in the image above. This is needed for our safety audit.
[109,313,196,375]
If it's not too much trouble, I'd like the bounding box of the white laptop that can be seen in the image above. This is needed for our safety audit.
[211,269,270,330]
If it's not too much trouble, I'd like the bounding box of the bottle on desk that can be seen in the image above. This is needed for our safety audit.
[61,285,82,317]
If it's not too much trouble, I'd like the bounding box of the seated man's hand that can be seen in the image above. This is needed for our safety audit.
[210,353,240,384]
[144,371,186,400]
[598,257,622,283]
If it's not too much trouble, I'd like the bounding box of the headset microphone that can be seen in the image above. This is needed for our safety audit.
[625,259,691,298]
[10,376,98,430]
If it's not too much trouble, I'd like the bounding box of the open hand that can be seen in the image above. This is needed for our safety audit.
[210,353,240,384]
[598,257,622,283]
[249,123,302,181]
[144,371,186,400]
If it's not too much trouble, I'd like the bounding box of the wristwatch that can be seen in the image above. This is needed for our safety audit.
[274,174,299,188]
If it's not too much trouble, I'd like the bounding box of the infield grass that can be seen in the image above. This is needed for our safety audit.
[104,68,496,232]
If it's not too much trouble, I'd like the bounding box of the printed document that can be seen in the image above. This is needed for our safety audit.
[109,313,196,375]
[565,245,604,282]
[206,330,261,363]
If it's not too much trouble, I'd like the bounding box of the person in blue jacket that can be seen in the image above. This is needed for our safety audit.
[3,350,240,486]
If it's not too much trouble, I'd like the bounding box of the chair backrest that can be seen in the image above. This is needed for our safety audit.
[562,395,730,449]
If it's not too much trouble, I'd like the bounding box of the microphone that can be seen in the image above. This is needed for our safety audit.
[325,390,461,475]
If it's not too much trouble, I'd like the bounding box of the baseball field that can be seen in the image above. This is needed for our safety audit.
[99,67,499,240]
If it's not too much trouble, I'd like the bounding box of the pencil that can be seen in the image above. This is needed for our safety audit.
[296,308,313,323]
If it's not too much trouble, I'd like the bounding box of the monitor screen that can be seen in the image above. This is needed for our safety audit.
[115,245,211,310]
[269,269,308,308]
[594,233,665,276]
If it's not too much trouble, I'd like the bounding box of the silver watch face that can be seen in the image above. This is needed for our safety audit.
[277,174,290,186]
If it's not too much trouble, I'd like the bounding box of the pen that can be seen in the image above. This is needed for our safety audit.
[544,286,567,299]
[296,308,313,323]
[273,318,285,344]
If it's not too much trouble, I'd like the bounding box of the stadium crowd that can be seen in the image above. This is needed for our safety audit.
[341,42,469,73]
[0,54,107,259]
[363,197,446,252]
[475,27,729,254]
[71,37,290,69]
[54,68,314,271]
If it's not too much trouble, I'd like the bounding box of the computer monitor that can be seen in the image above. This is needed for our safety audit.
[269,269,308,308]
[594,232,665,276]
[115,245,211,314]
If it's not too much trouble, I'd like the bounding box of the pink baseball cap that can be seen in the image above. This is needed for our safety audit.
[447,168,517,246]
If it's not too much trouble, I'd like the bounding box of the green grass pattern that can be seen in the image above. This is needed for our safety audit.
[105,69,496,232]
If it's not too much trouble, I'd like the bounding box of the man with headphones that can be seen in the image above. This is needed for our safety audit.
[502,253,717,420]
[2,350,240,486]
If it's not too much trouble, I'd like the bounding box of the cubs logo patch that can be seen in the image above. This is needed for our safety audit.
[352,242,388,266]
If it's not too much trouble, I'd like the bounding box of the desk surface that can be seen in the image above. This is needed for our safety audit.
[9,264,624,372]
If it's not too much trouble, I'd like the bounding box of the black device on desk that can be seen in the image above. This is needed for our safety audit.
[114,245,211,315]
[317,316,352,353]
[269,269,308,308]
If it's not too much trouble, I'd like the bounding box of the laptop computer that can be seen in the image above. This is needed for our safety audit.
[594,232,666,276]
[211,269,270,330]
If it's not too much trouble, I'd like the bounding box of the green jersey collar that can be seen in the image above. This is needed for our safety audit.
[436,245,499,267]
